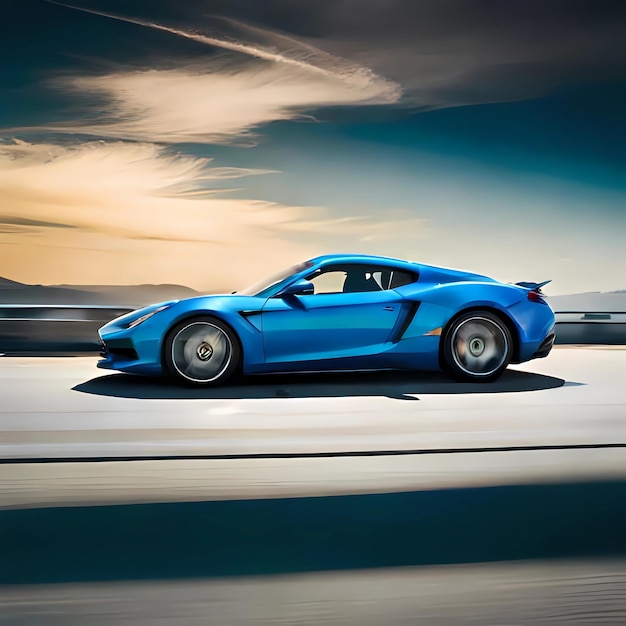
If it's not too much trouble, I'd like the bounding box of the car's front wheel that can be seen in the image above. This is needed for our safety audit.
[164,316,240,386]
[442,311,512,382]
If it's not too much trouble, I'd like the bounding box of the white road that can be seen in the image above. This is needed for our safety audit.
[0,346,625,507]
[1,346,624,457]
[2,349,625,622]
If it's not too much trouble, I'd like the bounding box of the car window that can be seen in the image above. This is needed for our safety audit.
[390,270,416,288]
[306,264,417,294]
[308,270,347,294]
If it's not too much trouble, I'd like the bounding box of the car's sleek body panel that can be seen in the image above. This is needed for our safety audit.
[98,254,555,379]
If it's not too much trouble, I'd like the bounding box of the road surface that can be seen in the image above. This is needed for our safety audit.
[0,346,624,507]
[1,347,626,623]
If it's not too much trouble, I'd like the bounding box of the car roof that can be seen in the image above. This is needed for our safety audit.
[309,253,419,270]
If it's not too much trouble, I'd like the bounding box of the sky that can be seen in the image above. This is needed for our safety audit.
[0,0,625,294]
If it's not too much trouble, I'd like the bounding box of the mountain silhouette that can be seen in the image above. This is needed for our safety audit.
[0,277,199,306]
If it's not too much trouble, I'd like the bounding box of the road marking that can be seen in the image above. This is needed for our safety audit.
[2,441,625,464]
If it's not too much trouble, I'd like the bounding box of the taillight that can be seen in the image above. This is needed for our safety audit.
[527,290,547,304]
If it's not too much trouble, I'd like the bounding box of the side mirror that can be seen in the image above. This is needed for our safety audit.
[277,279,314,297]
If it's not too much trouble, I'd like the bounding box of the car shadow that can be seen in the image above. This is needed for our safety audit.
[72,368,572,400]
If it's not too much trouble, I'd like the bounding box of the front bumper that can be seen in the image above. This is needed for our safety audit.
[99,337,138,361]
[98,328,163,376]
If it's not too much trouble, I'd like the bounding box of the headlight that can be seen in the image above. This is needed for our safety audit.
[125,304,172,329]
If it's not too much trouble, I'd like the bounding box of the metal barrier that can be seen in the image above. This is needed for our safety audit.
[0,305,624,353]
[553,311,626,345]
[0,305,134,353]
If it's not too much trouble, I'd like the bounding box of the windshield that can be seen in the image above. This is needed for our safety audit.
[239,261,314,297]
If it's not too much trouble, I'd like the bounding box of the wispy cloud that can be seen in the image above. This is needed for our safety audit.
[49,1,401,98]
[44,64,397,143]
[28,2,401,143]
[0,215,78,230]
[0,139,307,239]
[46,0,626,111]
[0,5,407,285]
[0,139,415,287]
[1,0,624,293]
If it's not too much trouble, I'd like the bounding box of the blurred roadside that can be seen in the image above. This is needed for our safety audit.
[0,277,197,353]
[0,278,625,353]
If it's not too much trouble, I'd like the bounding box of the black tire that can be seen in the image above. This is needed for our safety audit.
[442,310,512,382]
[163,316,241,386]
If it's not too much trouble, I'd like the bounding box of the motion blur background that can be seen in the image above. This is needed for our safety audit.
[1,2,626,624]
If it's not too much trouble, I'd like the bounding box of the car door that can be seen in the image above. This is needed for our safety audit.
[260,265,404,364]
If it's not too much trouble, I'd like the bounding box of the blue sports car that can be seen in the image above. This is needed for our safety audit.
[98,254,556,385]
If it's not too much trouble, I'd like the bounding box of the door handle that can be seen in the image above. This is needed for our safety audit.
[383,306,395,311]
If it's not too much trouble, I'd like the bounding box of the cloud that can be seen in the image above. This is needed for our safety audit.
[43,64,397,143]
[27,3,401,143]
[0,139,414,287]
[0,139,309,239]
[172,0,626,109]
[0,216,77,229]
[16,0,626,132]
[0,5,405,285]
[50,1,400,95]
[2,139,622,294]
[6,1,622,294]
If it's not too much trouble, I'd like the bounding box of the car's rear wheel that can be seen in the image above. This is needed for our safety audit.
[442,311,512,382]
[164,316,240,386]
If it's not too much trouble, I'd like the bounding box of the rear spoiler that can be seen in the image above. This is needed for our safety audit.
[515,280,551,303]
[515,280,551,292]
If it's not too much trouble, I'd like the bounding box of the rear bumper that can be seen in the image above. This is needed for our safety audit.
[533,331,556,359]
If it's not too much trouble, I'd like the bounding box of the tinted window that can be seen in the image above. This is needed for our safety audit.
[390,270,417,288]
[306,264,417,294]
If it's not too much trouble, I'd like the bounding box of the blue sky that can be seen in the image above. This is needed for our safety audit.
[1,0,625,293]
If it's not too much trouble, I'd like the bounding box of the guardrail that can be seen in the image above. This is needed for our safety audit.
[553,311,626,345]
[0,305,134,353]
[0,305,624,353]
